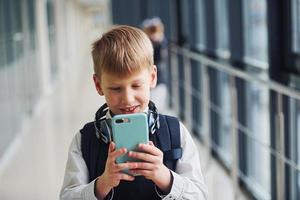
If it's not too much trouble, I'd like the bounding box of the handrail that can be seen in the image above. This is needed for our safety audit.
[170,44,299,200]
[171,45,300,100]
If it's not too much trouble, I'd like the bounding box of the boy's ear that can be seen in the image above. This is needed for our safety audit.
[150,65,157,88]
[93,74,104,96]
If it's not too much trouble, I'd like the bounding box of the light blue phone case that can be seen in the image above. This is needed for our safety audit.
[112,113,149,165]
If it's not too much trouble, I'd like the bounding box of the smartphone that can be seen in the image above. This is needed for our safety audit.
[112,112,149,165]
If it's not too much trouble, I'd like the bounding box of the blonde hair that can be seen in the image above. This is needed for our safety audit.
[92,25,154,78]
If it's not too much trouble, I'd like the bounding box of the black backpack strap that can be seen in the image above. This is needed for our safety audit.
[156,114,182,170]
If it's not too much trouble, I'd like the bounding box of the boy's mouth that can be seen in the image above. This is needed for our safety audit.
[120,106,138,114]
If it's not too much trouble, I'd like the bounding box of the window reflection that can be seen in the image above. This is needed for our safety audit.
[46,0,58,78]
[0,0,40,159]
[297,103,300,199]
[217,72,232,165]
[195,0,206,50]
[215,0,230,58]
[0,0,5,68]
[292,0,300,53]
[210,70,232,167]
[28,0,36,50]
[243,0,268,66]
[245,82,270,199]
[289,98,300,199]
[191,60,204,138]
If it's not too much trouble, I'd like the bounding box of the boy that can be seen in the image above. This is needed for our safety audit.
[60,25,208,200]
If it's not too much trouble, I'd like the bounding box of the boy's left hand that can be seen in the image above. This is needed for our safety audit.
[127,141,172,193]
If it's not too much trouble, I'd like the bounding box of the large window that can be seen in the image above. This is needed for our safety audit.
[0,0,40,159]
[209,69,232,167]
[27,0,36,50]
[242,1,270,197]
[4,1,14,64]
[287,0,300,184]
[210,0,232,166]
[288,97,300,200]
[243,81,271,199]
[243,0,268,67]
[215,0,230,57]
[12,0,24,61]
[0,0,5,69]
[191,60,204,138]
[216,72,232,166]
[180,0,190,44]
[47,0,58,79]
[194,0,206,50]
[292,0,300,53]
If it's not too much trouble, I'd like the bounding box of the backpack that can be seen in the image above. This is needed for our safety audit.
[80,114,183,182]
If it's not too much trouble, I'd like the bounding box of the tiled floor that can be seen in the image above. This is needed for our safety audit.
[0,62,249,200]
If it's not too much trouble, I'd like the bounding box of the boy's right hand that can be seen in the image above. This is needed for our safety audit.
[95,142,137,199]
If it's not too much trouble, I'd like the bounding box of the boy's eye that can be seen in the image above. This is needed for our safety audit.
[133,83,144,88]
[132,85,141,88]
[109,87,121,91]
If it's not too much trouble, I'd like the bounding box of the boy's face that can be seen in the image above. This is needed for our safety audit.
[93,66,157,115]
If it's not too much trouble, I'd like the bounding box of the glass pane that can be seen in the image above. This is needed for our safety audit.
[195,0,206,50]
[0,0,22,158]
[0,0,5,68]
[209,69,232,166]
[215,0,230,57]
[292,0,300,53]
[47,0,58,78]
[0,0,41,159]
[11,0,24,61]
[217,72,232,165]
[289,98,300,199]
[191,60,204,137]
[244,82,271,199]
[168,1,178,43]
[27,0,36,50]
[181,0,190,42]
[4,1,14,64]
[243,0,268,66]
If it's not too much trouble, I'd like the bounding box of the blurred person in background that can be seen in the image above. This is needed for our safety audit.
[142,17,169,112]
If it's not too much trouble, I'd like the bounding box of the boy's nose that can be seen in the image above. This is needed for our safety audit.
[121,90,135,104]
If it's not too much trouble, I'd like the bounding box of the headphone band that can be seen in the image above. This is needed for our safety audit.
[94,101,160,143]
[95,103,109,121]
[148,101,160,134]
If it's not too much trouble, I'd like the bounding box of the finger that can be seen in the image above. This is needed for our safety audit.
[128,151,156,163]
[106,142,115,164]
[108,142,116,153]
[113,162,139,172]
[138,143,162,156]
[130,162,153,170]
[116,173,135,181]
[129,169,152,177]
[110,147,127,161]
[149,141,154,146]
